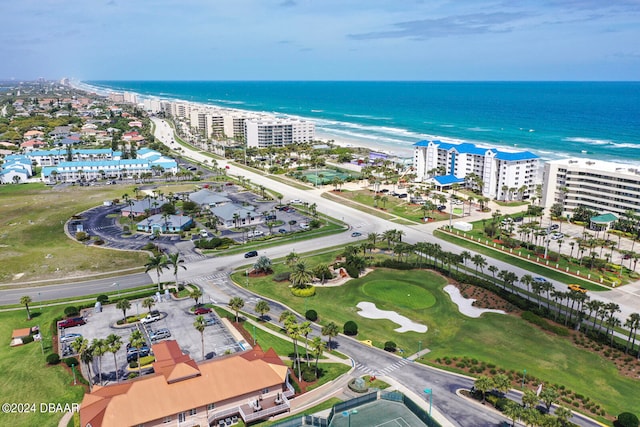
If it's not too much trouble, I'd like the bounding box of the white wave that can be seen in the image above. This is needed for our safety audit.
[611,142,640,149]
[439,124,455,128]
[562,137,613,145]
[467,127,492,132]
[343,113,392,121]
[210,99,245,105]
[311,109,324,113]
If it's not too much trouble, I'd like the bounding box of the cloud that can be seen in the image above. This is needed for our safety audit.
[348,12,525,40]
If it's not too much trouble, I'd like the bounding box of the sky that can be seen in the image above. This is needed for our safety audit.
[1,0,639,81]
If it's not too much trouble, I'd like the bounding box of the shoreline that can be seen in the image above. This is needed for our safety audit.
[75,80,638,165]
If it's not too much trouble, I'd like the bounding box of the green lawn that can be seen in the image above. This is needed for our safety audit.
[0,183,148,283]
[0,307,85,427]
[233,266,640,418]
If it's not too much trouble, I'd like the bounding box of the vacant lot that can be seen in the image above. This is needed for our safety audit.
[0,183,148,283]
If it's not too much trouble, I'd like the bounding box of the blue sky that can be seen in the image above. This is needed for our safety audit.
[1,0,639,80]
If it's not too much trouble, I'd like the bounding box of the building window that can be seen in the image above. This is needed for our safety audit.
[178,413,186,422]
[163,416,171,423]
[190,408,197,416]
[207,403,215,411]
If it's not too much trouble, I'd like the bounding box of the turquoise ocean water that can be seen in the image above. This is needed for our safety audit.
[85,81,640,162]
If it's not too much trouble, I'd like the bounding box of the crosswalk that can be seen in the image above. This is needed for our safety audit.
[181,253,208,262]
[354,358,410,376]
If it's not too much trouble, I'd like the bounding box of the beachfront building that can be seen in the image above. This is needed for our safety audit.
[245,117,315,148]
[413,140,539,200]
[79,341,293,427]
[542,158,640,217]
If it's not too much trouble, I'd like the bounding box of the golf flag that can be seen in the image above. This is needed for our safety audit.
[536,383,543,396]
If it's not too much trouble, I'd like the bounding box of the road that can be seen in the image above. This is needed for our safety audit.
[0,118,621,426]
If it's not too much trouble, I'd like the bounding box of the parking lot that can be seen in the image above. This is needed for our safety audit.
[58,295,245,384]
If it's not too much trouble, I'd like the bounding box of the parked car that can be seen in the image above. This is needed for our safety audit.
[244,250,258,258]
[59,317,86,329]
[299,223,309,230]
[248,230,264,238]
[437,205,446,211]
[140,311,161,324]
[550,232,564,240]
[149,328,171,341]
[204,317,217,326]
[194,307,212,315]
[351,232,362,237]
[278,228,287,234]
[289,199,302,204]
[398,193,408,198]
[127,347,151,363]
[60,333,83,343]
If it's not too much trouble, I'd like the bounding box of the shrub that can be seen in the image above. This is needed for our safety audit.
[291,286,316,297]
[75,231,89,241]
[344,264,360,278]
[384,341,397,352]
[305,309,318,321]
[301,366,317,382]
[63,357,79,367]
[97,294,109,304]
[46,353,61,365]
[64,306,80,317]
[273,272,291,282]
[343,320,358,336]
[616,412,640,427]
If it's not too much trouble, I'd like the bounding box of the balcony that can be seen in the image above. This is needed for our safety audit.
[208,383,294,425]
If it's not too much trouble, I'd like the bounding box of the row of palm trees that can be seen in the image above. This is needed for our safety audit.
[144,252,186,291]
[359,229,640,356]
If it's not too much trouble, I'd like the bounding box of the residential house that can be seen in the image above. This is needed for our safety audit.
[79,342,293,427]
[189,189,231,207]
[210,203,262,228]
[121,197,167,218]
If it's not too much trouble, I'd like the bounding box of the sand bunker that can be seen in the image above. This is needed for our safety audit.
[444,285,506,318]
[356,302,427,333]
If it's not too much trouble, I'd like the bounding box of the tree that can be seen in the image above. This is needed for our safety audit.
[313,263,333,284]
[166,252,186,285]
[279,311,302,380]
[503,400,523,427]
[228,297,245,322]
[285,250,299,267]
[474,375,493,403]
[311,336,326,377]
[141,297,155,313]
[116,299,131,323]
[145,254,169,292]
[71,337,92,389]
[471,254,487,274]
[522,389,539,409]
[91,338,108,386]
[290,261,313,289]
[105,334,122,383]
[554,406,573,426]
[616,412,639,427]
[493,373,511,395]
[194,315,206,360]
[253,256,272,274]
[190,288,203,305]
[255,300,270,321]
[540,385,559,413]
[20,295,32,320]
[624,313,640,354]
[299,321,312,366]
[129,330,146,376]
[321,322,339,350]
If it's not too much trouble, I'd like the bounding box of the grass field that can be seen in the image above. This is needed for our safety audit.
[233,265,640,418]
[0,183,148,283]
[0,307,85,427]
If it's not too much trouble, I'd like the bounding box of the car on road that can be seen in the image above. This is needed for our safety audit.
[244,250,258,258]
[59,317,86,329]
[623,253,632,259]
[149,328,171,341]
[60,333,83,343]
[278,228,287,234]
[550,232,564,240]
[194,307,212,315]
[289,199,302,204]
[351,232,362,237]
[568,284,587,293]
[533,277,548,283]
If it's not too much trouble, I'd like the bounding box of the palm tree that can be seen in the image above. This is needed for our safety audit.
[471,254,486,274]
[105,334,122,383]
[91,338,108,386]
[166,252,187,285]
[290,261,313,289]
[299,321,312,366]
[522,389,539,409]
[129,330,146,376]
[190,288,203,305]
[255,300,270,321]
[321,322,339,350]
[554,406,573,426]
[71,337,92,388]
[460,251,472,269]
[474,375,493,403]
[280,311,302,380]
[116,299,131,323]
[488,265,499,282]
[367,232,380,248]
[521,274,534,297]
[624,312,640,354]
[503,400,522,427]
[145,254,169,292]
[539,386,559,413]
[493,373,511,395]
[285,250,299,267]
[310,336,325,377]
[228,297,245,322]
[142,297,155,313]
[20,295,32,320]
[194,315,206,360]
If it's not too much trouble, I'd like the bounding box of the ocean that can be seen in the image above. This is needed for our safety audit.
[84,81,640,163]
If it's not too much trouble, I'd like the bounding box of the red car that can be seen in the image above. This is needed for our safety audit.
[59,317,86,328]
[194,307,212,315]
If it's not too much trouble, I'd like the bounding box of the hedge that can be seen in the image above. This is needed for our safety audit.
[63,357,79,367]
[521,311,569,336]
[46,353,61,365]
[344,320,358,336]
[305,309,318,321]
[291,286,316,297]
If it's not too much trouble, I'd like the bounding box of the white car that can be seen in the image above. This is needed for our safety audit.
[299,223,310,230]
[247,230,264,238]
[289,199,303,204]
[550,232,564,240]
[60,333,82,343]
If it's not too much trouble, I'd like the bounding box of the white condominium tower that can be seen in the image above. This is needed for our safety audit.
[413,140,539,200]
[542,158,640,217]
